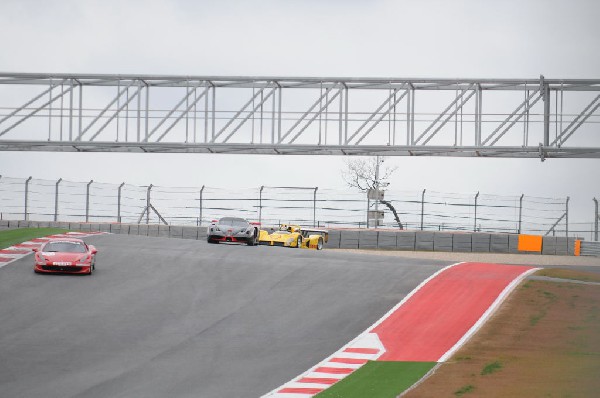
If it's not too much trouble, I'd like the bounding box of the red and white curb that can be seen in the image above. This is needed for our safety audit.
[0,231,107,269]
[262,262,538,397]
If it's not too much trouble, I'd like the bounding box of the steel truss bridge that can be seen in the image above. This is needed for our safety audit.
[0,73,599,158]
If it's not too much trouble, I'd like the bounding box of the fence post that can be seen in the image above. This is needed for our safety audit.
[117,182,125,223]
[146,184,152,224]
[366,191,370,229]
[85,180,93,222]
[474,191,479,232]
[594,198,598,241]
[420,189,426,230]
[24,176,32,221]
[259,186,264,225]
[565,196,570,237]
[54,178,62,222]
[313,187,318,227]
[518,194,524,234]
[199,185,205,226]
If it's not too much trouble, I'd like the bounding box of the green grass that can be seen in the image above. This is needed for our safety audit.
[481,361,503,376]
[454,384,475,396]
[0,228,68,249]
[314,361,436,398]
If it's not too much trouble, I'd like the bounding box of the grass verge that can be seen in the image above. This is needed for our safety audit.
[0,228,68,249]
[314,361,436,398]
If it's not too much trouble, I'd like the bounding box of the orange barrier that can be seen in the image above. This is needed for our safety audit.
[574,240,581,256]
[517,234,543,252]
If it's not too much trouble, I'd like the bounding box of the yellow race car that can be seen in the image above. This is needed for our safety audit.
[300,228,329,250]
[258,224,328,250]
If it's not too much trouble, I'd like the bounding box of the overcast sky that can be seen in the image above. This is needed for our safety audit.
[0,0,599,225]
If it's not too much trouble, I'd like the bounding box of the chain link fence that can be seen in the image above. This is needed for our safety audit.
[0,175,596,240]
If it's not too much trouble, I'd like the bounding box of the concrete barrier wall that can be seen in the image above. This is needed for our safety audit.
[0,220,583,255]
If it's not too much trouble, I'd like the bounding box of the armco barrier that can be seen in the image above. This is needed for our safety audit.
[0,221,589,256]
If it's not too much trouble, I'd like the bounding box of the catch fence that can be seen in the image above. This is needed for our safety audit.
[0,175,596,240]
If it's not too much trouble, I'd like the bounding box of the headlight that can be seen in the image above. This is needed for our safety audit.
[35,253,46,264]
[286,237,295,244]
[77,254,91,264]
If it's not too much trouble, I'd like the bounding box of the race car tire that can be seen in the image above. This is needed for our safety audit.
[317,237,323,250]
[207,236,218,244]
[296,236,302,248]
[247,235,256,246]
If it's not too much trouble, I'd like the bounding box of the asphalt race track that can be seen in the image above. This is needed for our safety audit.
[0,234,450,398]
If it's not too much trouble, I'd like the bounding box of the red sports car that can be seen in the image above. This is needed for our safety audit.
[33,238,97,275]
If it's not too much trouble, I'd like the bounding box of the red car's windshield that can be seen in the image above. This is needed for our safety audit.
[43,241,87,253]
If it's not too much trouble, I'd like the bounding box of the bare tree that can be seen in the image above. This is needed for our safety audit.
[342,157,404,229]
[342,157,396,192]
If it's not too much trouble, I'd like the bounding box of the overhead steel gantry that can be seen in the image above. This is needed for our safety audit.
[0,72,599,158]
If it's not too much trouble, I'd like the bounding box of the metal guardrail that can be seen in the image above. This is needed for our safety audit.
[580,241,600,257]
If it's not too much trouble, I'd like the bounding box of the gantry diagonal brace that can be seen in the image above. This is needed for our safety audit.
[221,86,277,143]
[278,83,341,144]
[550,94,600,147]
[144,83,201,142]
[482,89,543,146]
[156,85,209,142]
[211,85,270,143]
[0,79,70,137]
[89,83,144,141]
[414,84,475,145]
[349,84,409,145]
[76,80,136,141]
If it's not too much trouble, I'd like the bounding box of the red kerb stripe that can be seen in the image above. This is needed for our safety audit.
[278,387,324,394]
[343,348,379,354]
[329,357,368,364]
[314,367,354,374]
[0,250,30,254]
[297,377,339,385]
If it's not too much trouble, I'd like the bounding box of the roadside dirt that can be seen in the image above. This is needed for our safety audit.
[402,268,600,397]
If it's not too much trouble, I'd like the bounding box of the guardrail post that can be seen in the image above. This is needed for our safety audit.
[259,186,264,225]
[420,189,426,230]
[313,187,318,227]
[518,194,524,233]
[199,185,205,226]
[85,180,93,222]
[594,198,599,241]
[24,176,32,220]
[117,182,125,222]
[54,178,62,221]
[474,191,479,232]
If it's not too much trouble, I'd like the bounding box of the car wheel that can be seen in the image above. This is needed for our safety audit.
[88,265,93,275]
[207,236,217,244]
[247,235,256,246]
[317,238,323,250]
[296,236,302,248]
